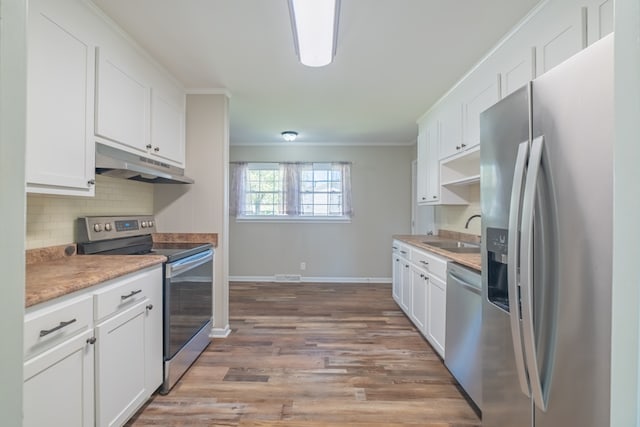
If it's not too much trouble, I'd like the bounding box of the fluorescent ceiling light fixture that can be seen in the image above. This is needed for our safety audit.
[281,131,298,142]
[288,0,340,67]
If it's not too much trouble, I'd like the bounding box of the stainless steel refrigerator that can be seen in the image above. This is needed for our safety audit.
[480,34,613,427]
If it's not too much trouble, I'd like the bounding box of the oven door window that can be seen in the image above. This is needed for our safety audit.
[165,254,213,359]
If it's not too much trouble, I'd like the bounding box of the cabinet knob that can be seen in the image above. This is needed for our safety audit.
[154,147,160,152]
[456,145,461,150]
[146,304,154,311]
[86,337,96,345]
[87,179,95,186]
[461,143,467,148]
[432,195,437,199]
[421,197,426,200]
[146,144,152,149]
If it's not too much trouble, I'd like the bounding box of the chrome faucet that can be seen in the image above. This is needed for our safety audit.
[465,214,481,229]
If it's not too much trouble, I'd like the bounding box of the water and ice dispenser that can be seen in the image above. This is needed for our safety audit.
[486,227,511,311]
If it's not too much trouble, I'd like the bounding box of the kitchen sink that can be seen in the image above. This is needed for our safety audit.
[422,240,479,249]
[442,246,481,254]
[421,240,480,254]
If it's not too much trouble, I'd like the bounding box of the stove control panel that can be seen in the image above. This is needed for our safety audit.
[77,215,156,242]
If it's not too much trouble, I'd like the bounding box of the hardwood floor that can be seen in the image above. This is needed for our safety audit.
[127,282,480,426]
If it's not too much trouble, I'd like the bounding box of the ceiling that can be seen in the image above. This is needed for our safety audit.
[90,0,539,145]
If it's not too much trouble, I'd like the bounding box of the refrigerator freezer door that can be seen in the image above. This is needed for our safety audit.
[529,35,613,427]
[480,85,533,427]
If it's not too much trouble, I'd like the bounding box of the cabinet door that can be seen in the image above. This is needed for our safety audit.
[95,47,150,154]
[26,0,95,196]
[586,0,614,45]
[392,255,402,304]
[501,47,536,97]
[151,90,185,166]
[95,300,148,427]
[437,101,463,160]
[463,74,501,150]
[425,123,440,203]
[427,275,446,358]
[144,279,163,393]
[400,262,411,313]
[535,7,586,75]
[23,330,95,427]
[416,128,429,204]
[410,266,428,333]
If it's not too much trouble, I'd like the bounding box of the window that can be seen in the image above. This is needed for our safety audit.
[230,162,352,221]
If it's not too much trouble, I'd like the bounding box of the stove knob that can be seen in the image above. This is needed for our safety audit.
[141,221,147,228]
[93,223,103,232]
[148,220,154,228]
[104,223,112,232]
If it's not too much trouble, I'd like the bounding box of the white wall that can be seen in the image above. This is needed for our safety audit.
[611,0,640,424]
[229,144,414,281]
[155,93,230,336]
[0,0,26,423]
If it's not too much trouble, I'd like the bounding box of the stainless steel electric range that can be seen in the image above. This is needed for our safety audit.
[76,215,213,394]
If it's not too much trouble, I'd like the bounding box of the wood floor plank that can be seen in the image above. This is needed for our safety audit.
[126,282,480,426]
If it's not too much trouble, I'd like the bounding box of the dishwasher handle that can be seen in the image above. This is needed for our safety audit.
[448,271,481,295]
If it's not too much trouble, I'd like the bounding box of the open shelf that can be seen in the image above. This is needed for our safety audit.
[440,147,480,190]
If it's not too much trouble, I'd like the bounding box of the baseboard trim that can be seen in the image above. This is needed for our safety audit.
[229,276,392,284]
[209,324,231,338]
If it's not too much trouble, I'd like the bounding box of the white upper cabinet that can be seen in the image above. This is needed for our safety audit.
[532,3,586,75]
[499,47,536,97]
[436,96,464,160]
[586,0,614,45]
[95,47,150,155]
[150,89,186,165]
[462,72,501,150]
[416,128,429,204]
[26,0,96,196]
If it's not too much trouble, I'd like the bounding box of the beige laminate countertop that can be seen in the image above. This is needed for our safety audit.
[393,234,481,272]
[26,253,166,308]
[25,233,218,308]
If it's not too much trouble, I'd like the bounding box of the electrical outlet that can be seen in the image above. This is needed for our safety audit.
[300,262,306,271]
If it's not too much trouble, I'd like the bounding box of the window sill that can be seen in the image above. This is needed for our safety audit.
[235,216,352,224]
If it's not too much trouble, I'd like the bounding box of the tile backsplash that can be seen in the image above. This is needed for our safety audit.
[26,175,153,249]
[435,184,481,235]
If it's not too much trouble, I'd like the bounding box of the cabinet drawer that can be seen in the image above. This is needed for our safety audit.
[392,240,410,257]
[410,248,448,280]
[94,270,156,321]
[24,295,93,359]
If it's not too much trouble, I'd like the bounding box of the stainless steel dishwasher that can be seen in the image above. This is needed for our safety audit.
[445,263,482,410]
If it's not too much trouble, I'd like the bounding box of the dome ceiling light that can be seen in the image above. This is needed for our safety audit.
[281,131,299,142]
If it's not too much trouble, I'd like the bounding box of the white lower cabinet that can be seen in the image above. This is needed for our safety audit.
[410,266,428,332]
[391,242,448,358]
[23,329,95,427]
[23,265,163,427]
[95,300,148,427]
[427,275,447,357]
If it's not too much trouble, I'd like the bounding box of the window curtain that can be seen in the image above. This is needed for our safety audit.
[337,162,353,217]
[282,163,300,216]
[229,162,247,216]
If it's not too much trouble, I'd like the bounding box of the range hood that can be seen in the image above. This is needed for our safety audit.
[95,142,194,184]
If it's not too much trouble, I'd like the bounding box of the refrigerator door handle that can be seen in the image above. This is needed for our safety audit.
[507,140,530,397]
[520,135,548,411]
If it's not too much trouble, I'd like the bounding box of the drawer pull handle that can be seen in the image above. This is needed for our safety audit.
[86,337,96,345]
[39,318,77,337]
[121,289,142,300]
[400,250,408,255]
[146,304,154,311]
[420,260,429,266]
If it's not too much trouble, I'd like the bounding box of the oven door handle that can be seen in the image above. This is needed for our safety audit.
[166,249,214,278]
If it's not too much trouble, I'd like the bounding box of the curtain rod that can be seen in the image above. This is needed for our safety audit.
[229,161,353,165]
